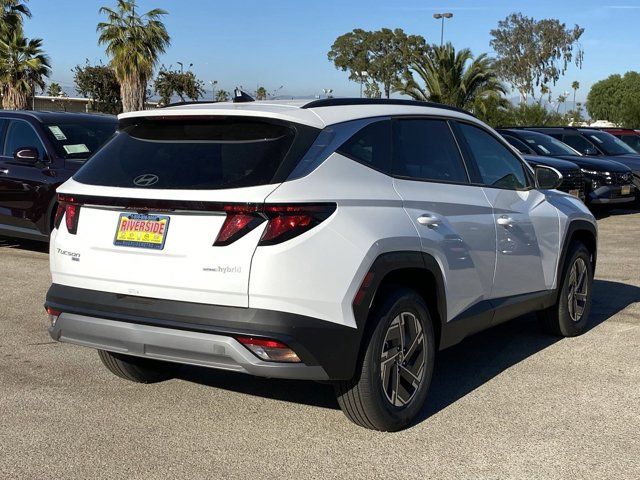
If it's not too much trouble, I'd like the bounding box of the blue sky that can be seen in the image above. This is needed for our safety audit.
[25,0,640,102]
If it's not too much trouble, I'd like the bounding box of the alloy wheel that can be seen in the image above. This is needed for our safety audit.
[380,311,426,407]
[567,257,589,322]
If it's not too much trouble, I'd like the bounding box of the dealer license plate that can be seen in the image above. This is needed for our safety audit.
[113,213,170,250]
[621,185,631,195]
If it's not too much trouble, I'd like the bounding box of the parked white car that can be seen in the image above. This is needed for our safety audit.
[46,98,597,431]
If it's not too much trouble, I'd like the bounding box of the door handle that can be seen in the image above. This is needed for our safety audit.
[0,168,8,175]
[417,214,440,228]
[497,215,516,228]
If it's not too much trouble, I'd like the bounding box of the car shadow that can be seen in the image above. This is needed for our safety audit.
[0,236,48,253]
[177,279,640,418]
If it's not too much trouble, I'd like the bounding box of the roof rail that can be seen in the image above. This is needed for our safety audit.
[159,100,219,108]
[301,98,474,116]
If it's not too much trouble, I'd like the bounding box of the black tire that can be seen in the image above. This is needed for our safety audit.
[334,287,435,431]
[538,241,594,337]
[97,350,180,383]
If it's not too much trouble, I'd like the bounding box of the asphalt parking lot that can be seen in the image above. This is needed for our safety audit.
[1,210,639,479]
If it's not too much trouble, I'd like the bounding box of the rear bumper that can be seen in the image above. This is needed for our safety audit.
[49,313,328,380]
[45,284,361,381]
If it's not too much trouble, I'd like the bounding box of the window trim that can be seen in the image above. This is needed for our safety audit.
[451,120,535,192]
[1,118,49,162]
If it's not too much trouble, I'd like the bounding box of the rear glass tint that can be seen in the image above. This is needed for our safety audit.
[74,117,318,189]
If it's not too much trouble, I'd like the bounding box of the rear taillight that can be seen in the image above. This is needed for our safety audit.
[259,204,334,245]
[213,205,264,246]
[213,203,335,246]
[236,336,301,362]
[55,194,81,234]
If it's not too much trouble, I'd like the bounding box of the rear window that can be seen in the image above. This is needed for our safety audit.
[44,121,117,160]
[74,117,318,189]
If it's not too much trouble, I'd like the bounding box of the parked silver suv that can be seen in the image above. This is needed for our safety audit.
[46,98,597,431]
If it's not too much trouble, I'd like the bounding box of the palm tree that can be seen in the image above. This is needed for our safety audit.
[215,89,229,102]
[0,0,30,35]
[571,80,580,109]
[397,43,506,114]
[97,0,170,112]
[0,30,50,109]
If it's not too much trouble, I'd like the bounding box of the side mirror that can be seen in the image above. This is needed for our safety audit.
[535,165,563,190]
[13,147,40,163]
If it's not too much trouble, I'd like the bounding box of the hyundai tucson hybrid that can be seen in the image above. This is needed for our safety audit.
[499,128,635,206]
[0,111,117,241]
[46,99,597,431]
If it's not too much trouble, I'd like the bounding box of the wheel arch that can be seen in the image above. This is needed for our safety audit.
[556,219,597,296]
[352,251,447,355]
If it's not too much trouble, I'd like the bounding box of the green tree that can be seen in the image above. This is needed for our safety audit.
[0,30,50,109]
[363,81,381,98]
[46,81,65,97]
[328,28,426,98]
[397,43,507,114]
[490,13,584,102]
[586,72,640,127]
[255,86,267,100]
[215,89,229,102]
[154,66,204,105]
[73,61,122,114]
[97,0,170,112]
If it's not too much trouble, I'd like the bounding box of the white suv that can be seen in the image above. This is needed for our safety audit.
[46,98,597,431]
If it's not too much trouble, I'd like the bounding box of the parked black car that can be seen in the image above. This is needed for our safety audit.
[499,128,635,206]
[520,154,585,201]
[0,111,117,241]
[522,126,640,187]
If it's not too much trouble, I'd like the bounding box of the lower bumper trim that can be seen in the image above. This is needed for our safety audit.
[50,313,329,381]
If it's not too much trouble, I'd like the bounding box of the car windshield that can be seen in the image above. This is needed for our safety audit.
[517,131,580,156]
[44,121,117,160]
[583,131,638,156]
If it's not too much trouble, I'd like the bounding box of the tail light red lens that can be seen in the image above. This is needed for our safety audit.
[213,205,264,246]
[236,336,301,363]
[213,203,335,246]
[55,194,81,234]
[259,204,335,246]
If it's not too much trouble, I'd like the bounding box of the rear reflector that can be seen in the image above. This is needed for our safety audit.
[236,336,301,363]
[46,306,62,327]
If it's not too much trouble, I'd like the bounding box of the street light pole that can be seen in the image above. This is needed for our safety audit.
[433,12,453,46]
[210,80,217,101]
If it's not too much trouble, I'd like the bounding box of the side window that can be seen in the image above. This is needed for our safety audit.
[503,134,534,155]
[392,119,468,183]
[4,121,46,159]
[337,120,391,173]
[557,133,595,155]
[457,122,529,190]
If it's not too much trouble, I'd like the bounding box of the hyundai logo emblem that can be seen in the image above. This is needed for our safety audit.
[133,174,159,187]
